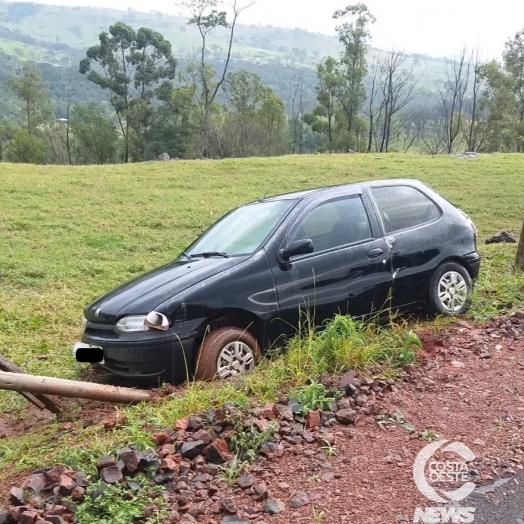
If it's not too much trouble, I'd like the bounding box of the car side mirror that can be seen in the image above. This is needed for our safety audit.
[279,239,314,262]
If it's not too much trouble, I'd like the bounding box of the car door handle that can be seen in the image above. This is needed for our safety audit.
[367,248,383,258]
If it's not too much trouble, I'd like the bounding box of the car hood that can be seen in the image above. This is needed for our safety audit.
[84,257,246,323]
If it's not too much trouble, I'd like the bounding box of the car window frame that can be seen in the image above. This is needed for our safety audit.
[279,193,376,261]
[367,184,443,236]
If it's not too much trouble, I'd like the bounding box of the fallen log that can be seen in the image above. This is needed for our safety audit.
[0,354,61,414]
[0,371,151,404]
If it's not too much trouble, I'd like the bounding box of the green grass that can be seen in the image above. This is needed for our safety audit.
[0,153,524,478]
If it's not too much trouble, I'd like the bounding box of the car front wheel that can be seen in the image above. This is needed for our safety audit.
[195,327,260,381]
[428,262,472,316]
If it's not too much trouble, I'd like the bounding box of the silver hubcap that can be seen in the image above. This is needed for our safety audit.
[438,271,468,312]
[217,341,255,380]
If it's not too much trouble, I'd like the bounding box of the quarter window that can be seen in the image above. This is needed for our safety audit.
[289,196,372,253]
[370,186,441,234]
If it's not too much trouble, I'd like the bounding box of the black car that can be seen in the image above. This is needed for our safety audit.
[74,179,480,383]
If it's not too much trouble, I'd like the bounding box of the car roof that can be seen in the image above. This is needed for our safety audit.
[256,178,428,204]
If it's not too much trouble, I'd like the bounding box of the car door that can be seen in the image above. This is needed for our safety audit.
[269,192,392,336]
[367,184,444,309]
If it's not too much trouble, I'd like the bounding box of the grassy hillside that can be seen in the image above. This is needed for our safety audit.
[0,152,523,479]
[1,153,524,407]
[0,1,452,92]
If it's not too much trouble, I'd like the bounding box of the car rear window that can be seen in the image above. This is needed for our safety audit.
[370,186,441,234]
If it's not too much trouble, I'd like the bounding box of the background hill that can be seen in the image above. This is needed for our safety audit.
[0,0,452,117]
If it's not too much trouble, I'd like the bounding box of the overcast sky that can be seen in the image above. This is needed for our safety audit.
[13,0,524,59]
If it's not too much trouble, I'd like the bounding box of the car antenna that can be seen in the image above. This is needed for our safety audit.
[259,184,274,202]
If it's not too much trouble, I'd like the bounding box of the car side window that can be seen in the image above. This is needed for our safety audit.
[370,186,441,234]
[289,196,373,253]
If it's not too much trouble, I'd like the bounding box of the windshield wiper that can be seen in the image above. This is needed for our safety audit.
[191,251,230,258]
[180,251,193,260]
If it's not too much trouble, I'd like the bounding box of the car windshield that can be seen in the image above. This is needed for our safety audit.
[186,199,296,257]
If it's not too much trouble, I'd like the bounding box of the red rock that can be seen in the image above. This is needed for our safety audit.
[96,455,116,472]
[160,458,179,473]
[236,474,255,489]
[71,487,85,502]
[57,422,74,432]
[119,448,140,473]
[205,439,230,464]
[274,445,285,458]
[8,506,24,521]
[214,438,230,453]
[100,466,123,484]
[19,510,38,524]
[192,429,213,446]
[10,487,26,506]
[58,475,76,496]
[158,443,175,457]
[103,411,128,429]
[44,467,67,484]
[173,418,189,431]
[23,474,47,495]
[273,404,293,421]
[290,490,310,508]
[254,482,268,501]
[335,409,358,425]
[255,403,276,420]
[305,410,321,429]
[254,418,272,432]
[51,506,66,515]
[152,431,169,446]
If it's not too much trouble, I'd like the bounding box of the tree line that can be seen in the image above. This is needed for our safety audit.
[1,1,524,164]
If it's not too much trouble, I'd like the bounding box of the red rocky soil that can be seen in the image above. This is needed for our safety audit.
[224,315,524,524]
[1,313,523,524]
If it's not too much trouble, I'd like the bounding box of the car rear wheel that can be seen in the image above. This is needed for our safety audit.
[428,262,472,316]
[195,327,260,381]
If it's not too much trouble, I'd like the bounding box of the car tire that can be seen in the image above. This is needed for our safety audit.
[194,327,261,381]
[428,262,472,316]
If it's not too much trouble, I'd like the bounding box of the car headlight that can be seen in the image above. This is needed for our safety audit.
[116,312,170,333]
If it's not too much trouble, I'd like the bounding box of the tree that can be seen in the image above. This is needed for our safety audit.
[145,83,198,159]
[222,70,265,157]
[183,0,254,158]
[438,48,471,154]
[315,57,341,152]
[362,52,382,152]
[4,125,46,164]
[377,51,418,152]
[70,103,120,164]
[400,104,433,153]
[79,22,177,162]
[503,29,524,151]
[478,61,519,152]
[516,219,524,270]
[333,3,375,145]
[5,62,52,136]
[258,88,288,156]
[466,48,485,152]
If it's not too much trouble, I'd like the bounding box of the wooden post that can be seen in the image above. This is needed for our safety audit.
[0,371,151,404]
[0,354,61,414]
[516,219,524,271]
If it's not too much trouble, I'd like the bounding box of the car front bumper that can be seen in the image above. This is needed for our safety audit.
[79,318,204,383]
